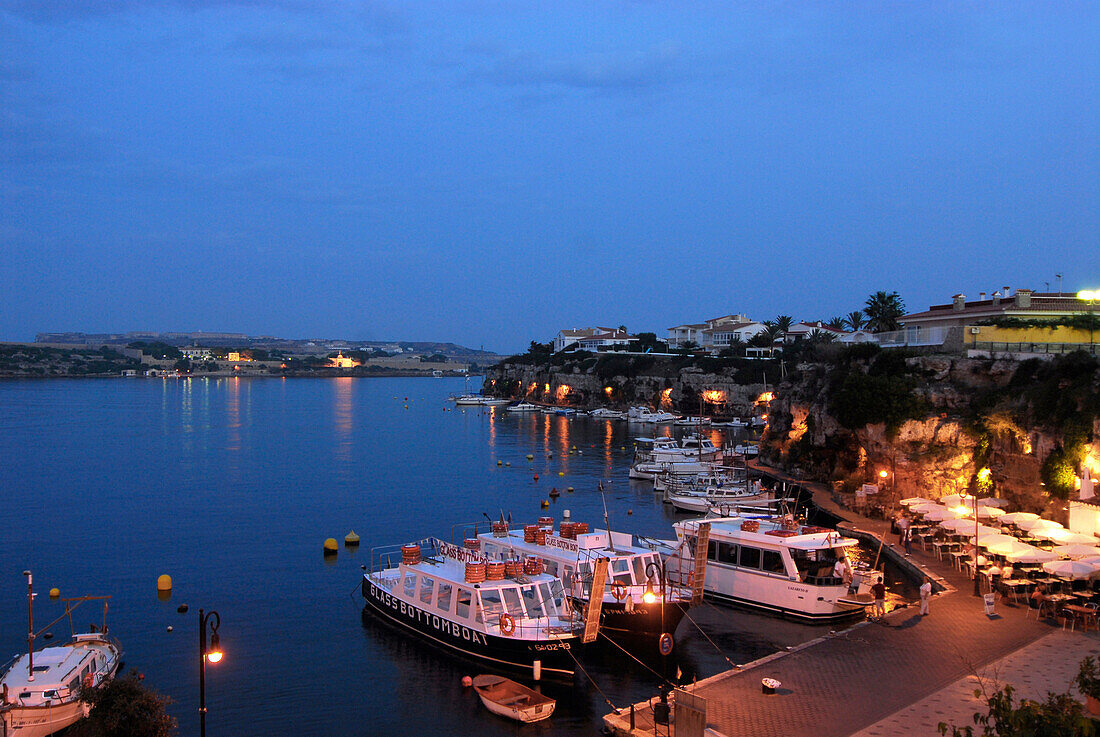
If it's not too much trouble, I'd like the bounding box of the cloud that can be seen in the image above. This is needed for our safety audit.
[471,41,683,92]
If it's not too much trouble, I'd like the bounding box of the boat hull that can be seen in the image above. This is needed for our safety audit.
[701,589,866,622]
[361,578,577,679]
[582,599,687,640]
[3,701,89,737]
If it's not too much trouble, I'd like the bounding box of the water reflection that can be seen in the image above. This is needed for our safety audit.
[333,377,353,463]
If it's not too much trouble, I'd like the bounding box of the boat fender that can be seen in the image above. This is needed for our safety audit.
[499,613,516,636]
[461,676,473,687]
[611,583,627,600]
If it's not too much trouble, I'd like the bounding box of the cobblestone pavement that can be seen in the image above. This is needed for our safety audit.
[852,630,1100,737]
[604,465,1057,737]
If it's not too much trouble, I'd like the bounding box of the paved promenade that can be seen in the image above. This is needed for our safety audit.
[603,464,1064,737]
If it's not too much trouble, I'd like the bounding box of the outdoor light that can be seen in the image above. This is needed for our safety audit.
[643,582,658,605]
[879,470,888,479]
[1079,290,1097,301]
[198,609,224,737]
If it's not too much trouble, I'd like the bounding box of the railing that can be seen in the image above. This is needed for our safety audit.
[872,326,957,347]
[970,341,1100,356]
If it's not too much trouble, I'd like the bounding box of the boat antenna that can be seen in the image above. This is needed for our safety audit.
[24,570,34,679]
[599,481,616,553]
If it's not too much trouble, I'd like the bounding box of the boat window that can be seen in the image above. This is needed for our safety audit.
[66,679,78,692]
[716,542,738,565]
[739,546,761,569]
[522,585,546,618]
[611,558,632,584]
[542,581,563,615]
[631,556,647,583]
[403,573,416,597]
[707,540,718,560]
[761,550,785,574]
[437,583,453,612]
[543,559,558,576]
[456,588,472,619]
[419,576,435,604]
[562,565,574,591]
[502,587,523,617]
[32,665,50,672]
[43,690,56,699]
[479,589,504,623]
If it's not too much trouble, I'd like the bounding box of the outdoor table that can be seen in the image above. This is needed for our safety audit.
[999,578,1034,603]
[948,551,969,571]
[1044,592,1077,610]
[933,540,960,560]
[1065,604,1099,631]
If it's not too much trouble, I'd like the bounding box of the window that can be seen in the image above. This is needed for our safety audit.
[522,585,546,618]
[437,583,453,612]
[456,588,472,619]
[403,573,416,597]
[420,576,434,604]
[544,559,558,576]
[562,565,574,591]
[717,542,738,565]
[739,546,761,569]
[632,557,647,583]
[503,587,523,617]
[542,582,563,616]
[480,589,504,620]
[611,558,632,584]
[762,550,785,574]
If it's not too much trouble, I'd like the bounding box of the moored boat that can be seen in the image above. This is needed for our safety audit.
[471,674,555,723]
[665,515,879,622]
[505,402,540,413]
[1,575,122,737]
[475,518,692,643]
[361,538,584,679]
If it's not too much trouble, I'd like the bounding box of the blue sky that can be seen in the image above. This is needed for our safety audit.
[2,2,1097,352]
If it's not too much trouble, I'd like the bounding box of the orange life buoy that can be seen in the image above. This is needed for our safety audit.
[82,673,93,689]
[611,583,627,601]
[499,613,516,636]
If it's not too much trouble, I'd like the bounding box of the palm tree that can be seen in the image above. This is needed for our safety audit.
[844,311,866,331]
[864,291,906,333]
[774,315,794,332]
[826,316,846,330]
[807,329,837,344]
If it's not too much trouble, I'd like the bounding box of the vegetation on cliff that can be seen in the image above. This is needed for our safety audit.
[0,345,142,377]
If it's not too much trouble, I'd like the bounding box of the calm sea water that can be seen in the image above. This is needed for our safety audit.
[0,377,898,736]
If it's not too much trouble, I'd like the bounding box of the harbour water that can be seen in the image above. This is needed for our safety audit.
[0,377,912,736]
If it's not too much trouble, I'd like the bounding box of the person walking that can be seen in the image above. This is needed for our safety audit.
[897,514,910,545]
[919,577,932,616]
[871,577,886,619]
[903,527,913,556]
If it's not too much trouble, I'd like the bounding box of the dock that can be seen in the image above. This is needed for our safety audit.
[602,463,1075,737]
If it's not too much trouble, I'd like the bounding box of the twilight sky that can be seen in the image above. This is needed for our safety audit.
[2,2,1098,353]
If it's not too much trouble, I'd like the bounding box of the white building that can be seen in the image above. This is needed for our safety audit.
[554,327,637,353]
[667,314,764,351]
[182,348,212,361]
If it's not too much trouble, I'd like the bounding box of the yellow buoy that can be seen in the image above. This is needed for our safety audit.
[526,454,534,460]
[558,471,565,477]
[49,588,60,598]
[497,460,502,466]
[541,500,550,508]
[323,538,338,555]
[157,574,172,592]
[344,530,360,547]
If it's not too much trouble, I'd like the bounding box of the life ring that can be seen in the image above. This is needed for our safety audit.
[499,613,516,636]
[82,673,94,690]
[658,632,674,656]
[611,583,627,601]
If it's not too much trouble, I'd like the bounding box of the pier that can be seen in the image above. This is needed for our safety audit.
[603,463,1095,737]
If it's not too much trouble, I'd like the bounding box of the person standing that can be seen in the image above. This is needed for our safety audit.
[904,527,913,556]
[897,514,910,545]
[871,577,886,618]
[920,577,932,615]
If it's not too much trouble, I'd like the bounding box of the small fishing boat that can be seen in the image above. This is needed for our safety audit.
[506,402,540,413]
[471,674,555,723]
[1,574,121,737]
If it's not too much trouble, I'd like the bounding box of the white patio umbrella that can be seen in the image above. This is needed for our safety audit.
[1042,559,1100,579]
[975,533,1018,548]
[923,507,964,521]
[910,503,943,514]
[1052,544,1100,559]
[939,518,978,532]
[1017,518,1063,532]
[900,497,936,506]
[974,506,1006,519]
[960,524,1001,538]
[1000,512,1040,526]
[1077,555,1100,567]
[986,539,1040,557]
[1044,529,1097,545]
[942,493,975,507]
[976,498,1010,508]
[1006,547,1059,564]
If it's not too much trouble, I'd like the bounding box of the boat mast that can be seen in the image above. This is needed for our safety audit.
[24,570,34,679]
[599,482,616,553]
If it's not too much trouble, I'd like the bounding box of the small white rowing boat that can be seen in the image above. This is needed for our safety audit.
[472,674,555,723]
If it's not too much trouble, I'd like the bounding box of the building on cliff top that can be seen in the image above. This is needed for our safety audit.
[901,288,1089,329]
[554,327,637,353]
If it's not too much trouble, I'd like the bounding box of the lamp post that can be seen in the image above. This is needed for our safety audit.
[198,609,223,737]
[1078,290,1097,354]
[644,560,668,680]
[973,469,991,598]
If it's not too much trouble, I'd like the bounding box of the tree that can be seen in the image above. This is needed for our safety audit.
[774,315,794,332]
[826,316,846,330]
[845,311,866,331]
[864,291,906,333]
[633,332,667,353]
[74,672,176,737]
[938,683,1095,737]
[526,341,553,359]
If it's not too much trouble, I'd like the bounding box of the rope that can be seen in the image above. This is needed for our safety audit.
[597,631,670,684]
[562,643,617,711]
[681,605,739,669]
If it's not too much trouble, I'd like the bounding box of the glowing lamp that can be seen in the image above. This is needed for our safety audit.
[1079,290,1097,301]
[643,589,657,605]
[206,632,223,664]
[879,470,888,479]
[978,468,991,481]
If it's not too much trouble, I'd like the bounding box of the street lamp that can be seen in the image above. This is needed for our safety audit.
[199,609,223,737]
[1078,290,1097,353]
[973,469,992,597]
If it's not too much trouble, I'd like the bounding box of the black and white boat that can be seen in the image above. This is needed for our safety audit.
[474,517,693,643]
[362,538,585,680]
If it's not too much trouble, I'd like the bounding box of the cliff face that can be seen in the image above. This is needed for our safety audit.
[491,349,1100,520]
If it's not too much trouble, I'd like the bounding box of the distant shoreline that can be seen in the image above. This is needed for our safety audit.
[0,370,480,380]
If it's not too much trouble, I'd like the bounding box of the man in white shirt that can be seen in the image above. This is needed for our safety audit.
[920,577,933,616]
